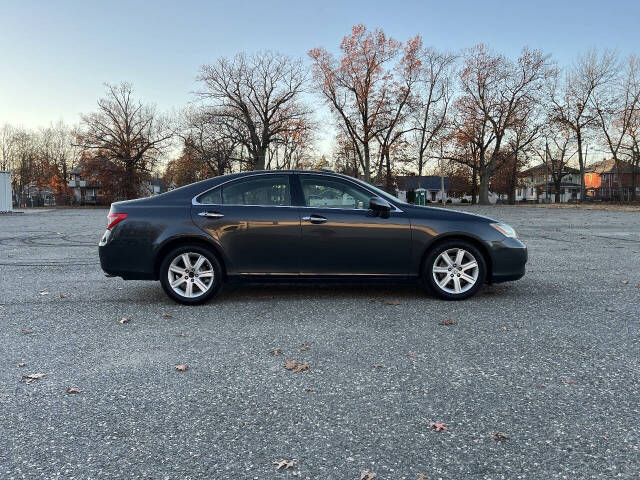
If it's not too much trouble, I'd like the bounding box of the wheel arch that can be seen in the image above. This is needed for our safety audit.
[154,235,227,281]
[419,234,493,282]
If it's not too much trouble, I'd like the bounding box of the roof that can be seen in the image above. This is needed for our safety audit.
[520,164,579,177]
[395,175,450,191]
[586,158,634,174]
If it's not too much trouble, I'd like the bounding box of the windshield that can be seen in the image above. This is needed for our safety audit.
[351,177,406,205]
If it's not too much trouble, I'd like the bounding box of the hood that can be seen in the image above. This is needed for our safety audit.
[403,204,498,223]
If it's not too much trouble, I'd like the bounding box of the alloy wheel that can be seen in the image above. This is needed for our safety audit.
[167,252,215,298]
[432,248,479,295]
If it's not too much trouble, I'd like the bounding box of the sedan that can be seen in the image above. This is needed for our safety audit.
[99,170,527,304]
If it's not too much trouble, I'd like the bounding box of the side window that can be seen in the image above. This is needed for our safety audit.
[223,175,291,206]
[300,176,371,209]
[198,187,222,205]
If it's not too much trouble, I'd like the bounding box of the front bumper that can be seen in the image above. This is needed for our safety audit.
[489,237,527,283]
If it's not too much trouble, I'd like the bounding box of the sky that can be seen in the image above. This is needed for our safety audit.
[1,0,639,138]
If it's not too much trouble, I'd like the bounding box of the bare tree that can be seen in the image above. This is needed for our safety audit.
[411,46,456,185]
[593,55,640,202]
[535,125,576,203]
[0,124,17,171]
[180,107,240,176]
[77,82,173,199]
[549,49,618,200]
[458,44,553,204]
[309,25,402,182]
[197,51,310,171]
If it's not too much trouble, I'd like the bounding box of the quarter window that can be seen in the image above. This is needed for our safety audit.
[300,176,371,209]
[198,175,291,206]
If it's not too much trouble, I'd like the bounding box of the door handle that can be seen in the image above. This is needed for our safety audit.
[198,211,224,218]
[302,214,327,224]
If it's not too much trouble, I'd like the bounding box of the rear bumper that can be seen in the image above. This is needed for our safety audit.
[489,237,527,283]
[98,229,155,280]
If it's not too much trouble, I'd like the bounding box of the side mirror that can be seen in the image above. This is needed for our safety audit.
[369,197,391,212]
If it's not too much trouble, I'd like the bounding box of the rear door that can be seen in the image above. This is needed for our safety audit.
[191,173,301,275]
[295,174,412,276]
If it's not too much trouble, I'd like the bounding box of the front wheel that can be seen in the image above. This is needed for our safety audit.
[423,240,487,300]
[159,245,222,305]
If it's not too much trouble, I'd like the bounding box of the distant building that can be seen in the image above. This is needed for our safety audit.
[395,175,451,202]
[517,164,581,203]
[0,170,12,212]
[22,184,57,207]
[585,159,640,200]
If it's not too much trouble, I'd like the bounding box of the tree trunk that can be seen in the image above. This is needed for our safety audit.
[554,180,562,203]
[255,147,267,171]
[471,170,478,205]
[384,152,393,193]
[576,133,585,203]
[631,157,638,202]
[478,168,490,205]
[363,143,371,183]
[124,161,136,200]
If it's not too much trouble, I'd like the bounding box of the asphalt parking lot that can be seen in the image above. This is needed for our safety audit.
[1,206,639,479]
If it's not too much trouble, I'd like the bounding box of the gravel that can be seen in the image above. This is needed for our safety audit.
[0,206,639,479]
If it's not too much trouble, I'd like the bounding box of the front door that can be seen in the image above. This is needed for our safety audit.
[296,174,411,276]
[191,174,301,275]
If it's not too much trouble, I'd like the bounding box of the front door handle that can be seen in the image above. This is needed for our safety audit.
[302,214,327,224]
[198,211,224,218]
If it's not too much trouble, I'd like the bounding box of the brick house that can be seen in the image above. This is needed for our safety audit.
[585,159,640,200]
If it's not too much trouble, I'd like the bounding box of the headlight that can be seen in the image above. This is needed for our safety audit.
[490,222,518,238]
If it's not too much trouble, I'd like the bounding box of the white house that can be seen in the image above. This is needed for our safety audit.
[517,164,582,203]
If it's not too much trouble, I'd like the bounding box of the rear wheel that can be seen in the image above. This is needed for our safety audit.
[159,245,222,305]
[423,240,486,300]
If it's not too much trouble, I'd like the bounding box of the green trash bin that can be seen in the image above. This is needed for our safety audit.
[415,188,426,205]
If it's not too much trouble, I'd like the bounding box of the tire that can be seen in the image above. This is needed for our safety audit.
[423,239,487,300]
[159,245,223,305]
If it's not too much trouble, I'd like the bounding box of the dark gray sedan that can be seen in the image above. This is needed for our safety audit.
[99,170,527,304]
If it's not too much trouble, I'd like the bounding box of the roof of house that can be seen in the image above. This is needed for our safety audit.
[396,175,451,191]
[520,163,580,177]
[586,158,635,174]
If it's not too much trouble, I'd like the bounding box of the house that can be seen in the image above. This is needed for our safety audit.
[517,164,582,203]
[585,159,640,200]
[395,175,451,203]
[68,163,104,205]
[22,184,57,207]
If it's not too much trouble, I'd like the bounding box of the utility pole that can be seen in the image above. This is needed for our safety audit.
[440,141,446,206]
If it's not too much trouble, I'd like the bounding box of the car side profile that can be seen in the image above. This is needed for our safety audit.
[99,170,527,304]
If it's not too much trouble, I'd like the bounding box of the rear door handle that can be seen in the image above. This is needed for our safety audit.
[198,211,224,218]
[302,214,327,224]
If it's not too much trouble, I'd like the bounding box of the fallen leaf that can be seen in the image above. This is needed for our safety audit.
[439,318,456,326]
[22,373,46,384]
[162,313,172,318]
[371,364,384,369]
[417,474,426,480]
[174,364,189,372]
[298,342,312,352]
[563,378,578,385]
[176,332,188,338]
[20,328,32,335]
[284,360,310,373]
[269,348,283,356]
[429,421,448,432]
[620,280,629,285]
[58,293,68,299]
[38,291,49,296]
[492,432,509,441]
[360,471,376,480]
[17,362,26,368]
[66,387,83,394]
[406,353,418,359]
[386,300,402,305]
[500,325,509,331]
[304,386,314,392]
[273,459,294,470]
[637,282,640,288]
[117,316,131,324]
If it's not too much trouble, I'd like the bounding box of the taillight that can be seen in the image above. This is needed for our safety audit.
[106,212,128,230]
